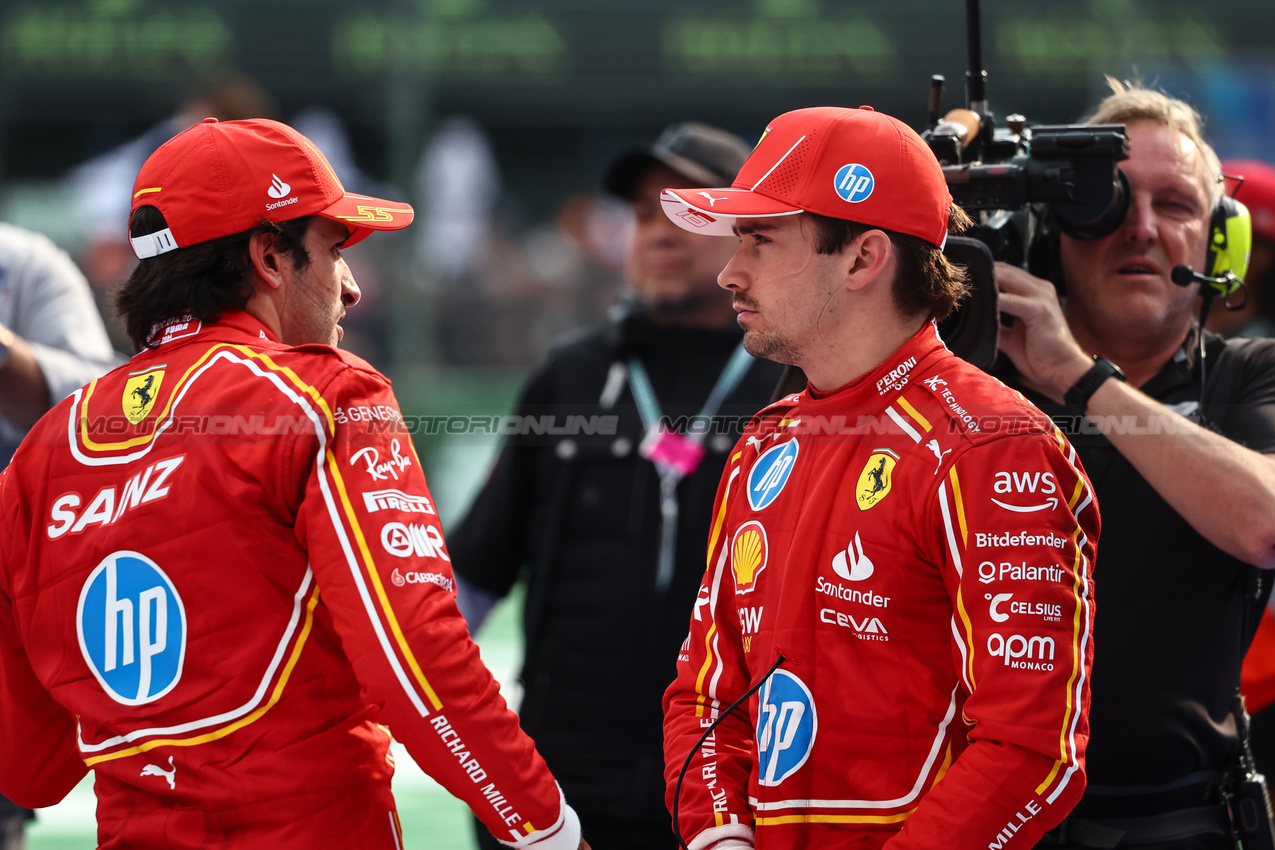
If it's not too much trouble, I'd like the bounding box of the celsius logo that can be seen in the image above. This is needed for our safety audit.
[833,163,874,203]
[987,592,1013,623]
[748,439,799,511]
[756,669,817,786]
[76,551,186,705]
[267,174,291,199]
[831,531,873,581]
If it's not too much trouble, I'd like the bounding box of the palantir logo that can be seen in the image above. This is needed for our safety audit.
[747,439,800,511]
[756,669,817,787]
[833,163,874,203]
[267,174,291,199]
[76,551,186,706]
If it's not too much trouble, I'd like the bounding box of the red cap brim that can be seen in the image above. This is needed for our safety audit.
[661,188,802,236]
[320,192,415,238]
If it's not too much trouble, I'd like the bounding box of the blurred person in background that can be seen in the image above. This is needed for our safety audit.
[993,83,1275,849]
[1206,159,1275,339]
[0,224,120,847]
[449,122,786,850]
[64,73,276,349]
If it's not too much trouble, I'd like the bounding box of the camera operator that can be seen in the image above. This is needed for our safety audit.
[995,81,1275,850]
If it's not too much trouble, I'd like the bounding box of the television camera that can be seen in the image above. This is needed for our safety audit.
[931,0,1131,368]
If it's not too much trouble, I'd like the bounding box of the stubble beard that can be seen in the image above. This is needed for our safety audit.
[741,328,801,366]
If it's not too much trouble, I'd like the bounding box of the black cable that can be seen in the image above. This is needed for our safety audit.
[1198,294,1215,399]
[671,654,785,850]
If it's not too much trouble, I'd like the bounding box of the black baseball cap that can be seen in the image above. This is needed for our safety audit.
[604,122,752,201]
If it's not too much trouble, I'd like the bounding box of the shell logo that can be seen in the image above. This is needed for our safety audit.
[732,521,769,595]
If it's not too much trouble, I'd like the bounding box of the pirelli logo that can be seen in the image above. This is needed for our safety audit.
[363,489,435,514]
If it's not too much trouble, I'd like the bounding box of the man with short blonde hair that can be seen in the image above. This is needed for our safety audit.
[996,81,1275,849]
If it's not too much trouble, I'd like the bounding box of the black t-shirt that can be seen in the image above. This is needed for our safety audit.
[448,313,785,823]
[1003,332,1275,789]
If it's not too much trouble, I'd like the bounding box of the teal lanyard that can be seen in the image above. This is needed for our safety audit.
[625,341,754,591]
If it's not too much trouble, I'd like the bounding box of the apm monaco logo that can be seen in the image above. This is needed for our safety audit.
[833,163,875,203]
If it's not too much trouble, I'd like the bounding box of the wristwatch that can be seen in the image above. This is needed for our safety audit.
[1063,356,1126,410]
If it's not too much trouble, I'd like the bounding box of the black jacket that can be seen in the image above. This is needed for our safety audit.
[449,311,784,824]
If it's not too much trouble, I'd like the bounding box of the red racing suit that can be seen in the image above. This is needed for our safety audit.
[0,310,580,850]
[664,323,1098,850]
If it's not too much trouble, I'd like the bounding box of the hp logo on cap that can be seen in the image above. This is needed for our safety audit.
[833,164,874,203]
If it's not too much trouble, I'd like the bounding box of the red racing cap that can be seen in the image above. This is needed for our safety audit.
[661,106,952,247]
[128,117,415,259]
[1225,159,1275,242]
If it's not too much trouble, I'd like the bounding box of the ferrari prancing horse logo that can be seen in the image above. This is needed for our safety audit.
[856,449,899,511]
[122,367,165,425]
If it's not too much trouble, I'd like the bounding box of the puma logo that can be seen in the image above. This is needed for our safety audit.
[141,756,176,789]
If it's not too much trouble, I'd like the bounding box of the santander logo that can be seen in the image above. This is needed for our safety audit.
[267,174,291,199]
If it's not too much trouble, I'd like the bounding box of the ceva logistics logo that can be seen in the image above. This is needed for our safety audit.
[756,669,817,786]
[747,439,799,511]
[77,551,186,705]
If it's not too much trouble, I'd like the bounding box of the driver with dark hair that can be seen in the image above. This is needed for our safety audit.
[0,118,589,850]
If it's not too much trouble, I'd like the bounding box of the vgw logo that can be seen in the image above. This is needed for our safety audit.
[76,551,186,705]
[747,439,799,511]
[756,669,817,787]
[833,163,874,203]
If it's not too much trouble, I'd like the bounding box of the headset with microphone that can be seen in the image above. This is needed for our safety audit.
[1169,188,1252,396]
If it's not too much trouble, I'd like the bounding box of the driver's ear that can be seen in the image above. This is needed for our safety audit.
[844,229,894,293]
[248,231,286,290]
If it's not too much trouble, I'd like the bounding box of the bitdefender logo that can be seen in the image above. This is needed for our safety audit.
[267,174,291,199]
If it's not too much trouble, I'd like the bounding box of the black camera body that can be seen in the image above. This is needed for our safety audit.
[920,9,1131,369]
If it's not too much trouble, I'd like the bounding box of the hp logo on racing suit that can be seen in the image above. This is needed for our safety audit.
[76,551,186,706]
[747,439,800,511]
[833,163,874,203]
[756,669,817,786]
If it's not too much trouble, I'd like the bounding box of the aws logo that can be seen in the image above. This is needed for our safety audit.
[122,367,165,424]
[732,521,769,594]
[991,471,1060,514]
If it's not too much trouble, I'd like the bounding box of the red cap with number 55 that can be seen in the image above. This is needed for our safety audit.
[129,117,415,259]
